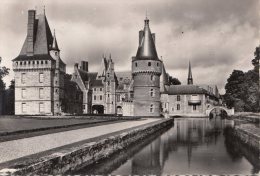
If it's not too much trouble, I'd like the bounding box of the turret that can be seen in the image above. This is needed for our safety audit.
[187,61,193,85]
[132,16,162,116]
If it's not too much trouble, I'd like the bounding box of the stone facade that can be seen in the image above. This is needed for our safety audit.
[12,10,66,115]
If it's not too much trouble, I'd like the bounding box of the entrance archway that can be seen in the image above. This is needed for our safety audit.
[117,106,123,115]
[92,105,104,114]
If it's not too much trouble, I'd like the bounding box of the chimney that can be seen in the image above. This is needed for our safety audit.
[27,10,36,56]
[139,30,144,46]
[81,61,88,72]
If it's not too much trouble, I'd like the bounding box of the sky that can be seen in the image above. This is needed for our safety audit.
[0,0,259,94]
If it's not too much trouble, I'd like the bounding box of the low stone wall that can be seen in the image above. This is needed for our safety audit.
[233,124,260,152]
[0,119,173,175]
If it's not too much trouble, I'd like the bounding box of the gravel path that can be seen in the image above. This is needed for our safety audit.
[0,118,159,163]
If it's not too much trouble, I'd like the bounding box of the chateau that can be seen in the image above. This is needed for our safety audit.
[13,9,221,117]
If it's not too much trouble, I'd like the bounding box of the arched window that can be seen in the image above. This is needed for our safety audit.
[177,95,181,101]
[150,104,154,113]
[148,62,151,66]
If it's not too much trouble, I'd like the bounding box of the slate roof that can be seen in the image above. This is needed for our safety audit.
[168,85,207,95]
[19,13,53,56]
[136,18,159,60]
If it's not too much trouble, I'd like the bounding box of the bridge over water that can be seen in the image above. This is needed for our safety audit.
[206,106,234,116]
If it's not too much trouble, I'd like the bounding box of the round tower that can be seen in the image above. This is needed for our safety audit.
[50,30,65,115]
[132,17,162,116]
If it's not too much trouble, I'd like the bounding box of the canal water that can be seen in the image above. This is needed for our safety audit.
[72,118,259,175]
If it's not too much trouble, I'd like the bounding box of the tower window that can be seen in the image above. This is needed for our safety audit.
[177,95,181,101]
[22,103,26,113]
[150,104,154,113]
[157,62,159,67]
[151,75,154,81]
[39,103,44,113]
[150,89,154,97]
[21,73,26,84]
[21,89,26,99]
[39,88,44,99]
[177,104,180,110]
[39,73,44,83]
[135,63,138,67]
[148,62,151,66]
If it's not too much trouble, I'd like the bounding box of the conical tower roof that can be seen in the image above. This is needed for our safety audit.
[51,30,60,51]
[136,17,158,60]
[187,61,193,85]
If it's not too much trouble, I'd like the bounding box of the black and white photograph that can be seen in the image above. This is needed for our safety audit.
[0,0,259,175]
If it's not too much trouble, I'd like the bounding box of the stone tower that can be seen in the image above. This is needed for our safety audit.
[49,30,66,114]
[132,17,162,116]
[104,55,116,114]
[187,61,193,85]
[12,9,66,115]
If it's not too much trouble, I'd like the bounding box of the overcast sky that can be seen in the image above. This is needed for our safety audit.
[0,0,259,93]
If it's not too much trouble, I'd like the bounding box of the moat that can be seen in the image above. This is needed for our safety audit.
[71,117,259,175]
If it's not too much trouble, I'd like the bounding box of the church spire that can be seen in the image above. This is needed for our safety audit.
[51,29,60,51]
[187,60,193,85]
[135,15,158,60]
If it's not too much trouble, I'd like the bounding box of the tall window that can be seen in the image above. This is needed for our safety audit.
[150,104,154,113]
[177,95,181,101]
[39,103,44,113]
[21,73,26,84]
[100,88,102,91]
[151,75,153,81]
[177,104,180,110]
[22,89,26,99]
[22,103,26,113]
[150,89,154,97]
[193,105,197,111]
[39,73,44,83]
[94,95,96,100]
[39,88,44,99]
[100,95,103,100]
[135,63,138,67]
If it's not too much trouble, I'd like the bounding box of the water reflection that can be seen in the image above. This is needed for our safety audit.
[71,117,259,175]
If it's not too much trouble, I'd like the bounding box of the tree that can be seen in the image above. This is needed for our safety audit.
[253,46,260,71]
[224,70,245,111]
[0,57,10,91]
[4,80,15,114]
[169,76,181,85]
